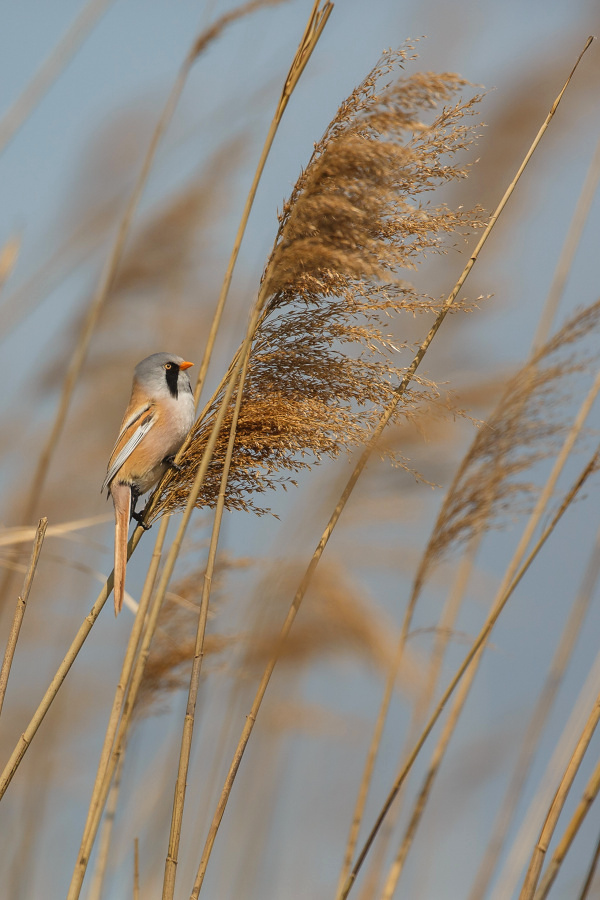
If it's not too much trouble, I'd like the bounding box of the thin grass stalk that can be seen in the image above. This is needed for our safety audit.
[188,569,317,897]
[490,649,600,900]
[160,11,334,869]
[468,523,600,900]
[380,126,600,895]
[162,354,252,900]
[87,751,126,900]
[192,0,333,407]
[0,0,115,154]
[338,37,598,893]
[520,699,600,898]
[346,553,478,894]
[68,519,167,899]
[66,536,172,900]
[422,535,484,717]
[398,107,600,900]
[374,539,483,900]
[353,544,480,900]
[577,823,600,900]
[337,551,436,893]
[345,491,490,896]
[140,274,275,897]
[532,723,600,900]
[339,441,600,900]
[190,673,247,849]
[189,41,594,900]
[357,832,389,900]
[336,640,400,896]
[0,515,110,548]
[383,566,517,899]
[386,667,479,898]
[377,372,600,899]
[0,517,47,717]
[0,525,143,803]
[341,521,485,898]
[134,837,140,900]
[532,131,600,351]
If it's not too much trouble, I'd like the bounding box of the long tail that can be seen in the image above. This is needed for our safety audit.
[111,482,131,616]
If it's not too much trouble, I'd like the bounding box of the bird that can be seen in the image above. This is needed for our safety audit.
[102,353,195,615]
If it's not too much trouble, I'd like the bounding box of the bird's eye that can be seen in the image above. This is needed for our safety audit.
[164,363,172,370]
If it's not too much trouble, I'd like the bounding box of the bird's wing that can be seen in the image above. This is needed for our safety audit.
[101,406,156,493]
[108,401,152,458]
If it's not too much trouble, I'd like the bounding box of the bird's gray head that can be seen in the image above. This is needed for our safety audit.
[134,352,194,400]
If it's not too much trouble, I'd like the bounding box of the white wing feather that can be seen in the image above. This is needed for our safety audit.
[102,412,155,493]
[108,402,152,458]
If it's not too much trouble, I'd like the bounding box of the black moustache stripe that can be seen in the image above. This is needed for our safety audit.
[165,364,179,399]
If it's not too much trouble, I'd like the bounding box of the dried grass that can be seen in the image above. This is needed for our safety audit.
[153,47,484,519]
[411,297,600,599]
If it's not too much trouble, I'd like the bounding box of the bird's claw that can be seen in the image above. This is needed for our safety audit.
[163,455,182,473]
[131,508,152,531]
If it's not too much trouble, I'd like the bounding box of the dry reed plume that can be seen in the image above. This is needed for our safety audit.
[411,296,600,600]
[153,47,484,520]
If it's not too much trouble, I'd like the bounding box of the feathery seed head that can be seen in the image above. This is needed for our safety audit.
[154,47,484,520]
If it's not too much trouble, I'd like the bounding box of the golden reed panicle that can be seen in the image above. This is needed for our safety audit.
[153,47,484,520]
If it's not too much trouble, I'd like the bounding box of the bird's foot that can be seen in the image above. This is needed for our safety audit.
[163,455,182,473]
[131,507,152,531]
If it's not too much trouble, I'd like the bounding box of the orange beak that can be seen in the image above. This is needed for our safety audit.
[179,361,194,370]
